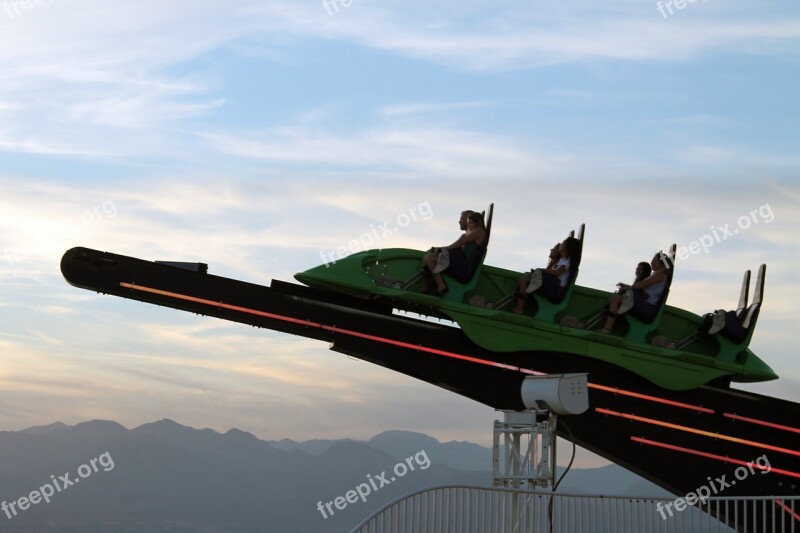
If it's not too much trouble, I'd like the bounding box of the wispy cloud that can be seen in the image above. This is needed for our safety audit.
[254,2,800,70]
[201,126,571,180]
[379,101,492,117]
[0,0,796,163]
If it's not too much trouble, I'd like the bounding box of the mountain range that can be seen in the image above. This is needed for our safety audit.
[0,420,667,532]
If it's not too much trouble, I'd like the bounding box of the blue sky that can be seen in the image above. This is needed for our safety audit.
[1,1,798,468]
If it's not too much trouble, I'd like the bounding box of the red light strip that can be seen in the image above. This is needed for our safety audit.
[598,408,800,458]
[631,436,800,480]
[119,282,546,375]
[588,383,714,414]
[775,499,800,521]
[121,282,736,417]
[724,413,800,435]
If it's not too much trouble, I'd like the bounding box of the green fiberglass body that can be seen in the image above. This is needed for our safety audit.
[295,210,776,391]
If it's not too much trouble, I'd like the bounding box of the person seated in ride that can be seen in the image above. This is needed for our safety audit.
[420,211,487,296]
[512,237,578,314]
[599,253,667,334]
[421,209,472,257]
[699,307,749,344]
[606,260,652,309]
[512,242,560,307]
[632,261,652,287]
[699,298,753,344]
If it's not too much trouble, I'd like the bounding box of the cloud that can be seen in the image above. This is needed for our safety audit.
[202,126,568,179]
[257,1,800,71]
[0,0,795,169]
[379,101,493,117]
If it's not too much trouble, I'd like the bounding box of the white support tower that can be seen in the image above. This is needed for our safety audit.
[492,374,589,490]
[493,409,557,489]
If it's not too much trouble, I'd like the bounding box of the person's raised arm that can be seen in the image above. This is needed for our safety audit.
[631,269,666,289]
[544,263,568,277]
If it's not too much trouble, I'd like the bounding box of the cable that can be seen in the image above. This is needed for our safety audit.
[548,420,576,533]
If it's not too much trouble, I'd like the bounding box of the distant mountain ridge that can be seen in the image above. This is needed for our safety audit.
[18,422,72,436]
[0,420,666,532]
[269,429,490,472]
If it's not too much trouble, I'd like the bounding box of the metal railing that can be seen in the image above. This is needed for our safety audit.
[351,485,799,533]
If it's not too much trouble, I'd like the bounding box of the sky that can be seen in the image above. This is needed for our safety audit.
[1,0,798,470]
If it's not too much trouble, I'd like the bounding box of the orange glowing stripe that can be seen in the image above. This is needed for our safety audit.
[598,408,800,458]
[724,413,800,435]
[117,283,737,413]
[631,436,800,480]
[588,383,714,414]
[775,500,800,521]
[120,282,324,327]
[119,282,545,375]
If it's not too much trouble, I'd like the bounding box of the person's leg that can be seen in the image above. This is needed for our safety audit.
[512,273,531,314]
[432,272,447,293]
[420,253,437,292]
[600,294,622,333]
